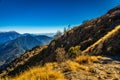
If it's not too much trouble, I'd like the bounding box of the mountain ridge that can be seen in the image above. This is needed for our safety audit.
[83,25,120,56]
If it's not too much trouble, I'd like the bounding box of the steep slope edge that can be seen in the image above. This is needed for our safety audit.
[83,25,120,56]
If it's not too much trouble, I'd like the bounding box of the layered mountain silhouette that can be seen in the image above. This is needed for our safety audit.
[0,33,52,69]
[0,6,120,78]
[0,31,20,45]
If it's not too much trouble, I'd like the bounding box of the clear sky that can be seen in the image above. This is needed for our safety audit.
[0,0,120,33]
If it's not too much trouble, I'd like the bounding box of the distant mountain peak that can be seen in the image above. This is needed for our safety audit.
[0,31,21,45]
[0,31,19,34]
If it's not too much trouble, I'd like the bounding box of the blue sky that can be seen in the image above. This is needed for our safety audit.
[0,0,120,33]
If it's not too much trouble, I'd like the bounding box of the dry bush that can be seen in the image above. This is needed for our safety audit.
[75,56,101,64]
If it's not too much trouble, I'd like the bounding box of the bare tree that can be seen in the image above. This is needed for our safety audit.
[55,30,62,38]
[64,27,67,33]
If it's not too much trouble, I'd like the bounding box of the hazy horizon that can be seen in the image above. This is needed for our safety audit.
[0,24,79,33]
[0,26,66,34]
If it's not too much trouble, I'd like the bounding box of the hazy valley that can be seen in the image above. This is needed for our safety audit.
[0,32,52,69]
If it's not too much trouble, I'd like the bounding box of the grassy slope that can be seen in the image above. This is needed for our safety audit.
[1,55,120,80]
[0,56,102,80]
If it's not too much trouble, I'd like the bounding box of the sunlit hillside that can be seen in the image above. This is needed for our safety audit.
[1,54,120,80]
[1,55,102,80]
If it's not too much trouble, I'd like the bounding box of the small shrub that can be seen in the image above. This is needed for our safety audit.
[68,46,82,58]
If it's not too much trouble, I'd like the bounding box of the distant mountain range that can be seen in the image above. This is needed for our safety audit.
[0,31,53,68]
[22,33,55,37]
[0,31,20,45]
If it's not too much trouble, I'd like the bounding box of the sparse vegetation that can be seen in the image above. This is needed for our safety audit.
[0,55,102,80]
[64,60,88,71]
[63,60,80,71]
[68,46,82,58]
[75,56,101,64]
[1,55,120,80]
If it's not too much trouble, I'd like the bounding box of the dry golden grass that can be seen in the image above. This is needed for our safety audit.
[0,56,102,80]
[65,60,80,71]
[75,56,91,64]
[60,56,101,71]
[75,56,101,64]
[61,60,89,71]
[79,65,88,71]
[91,56,101,62]
[1,62,66,80]
[0,77,9,80]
